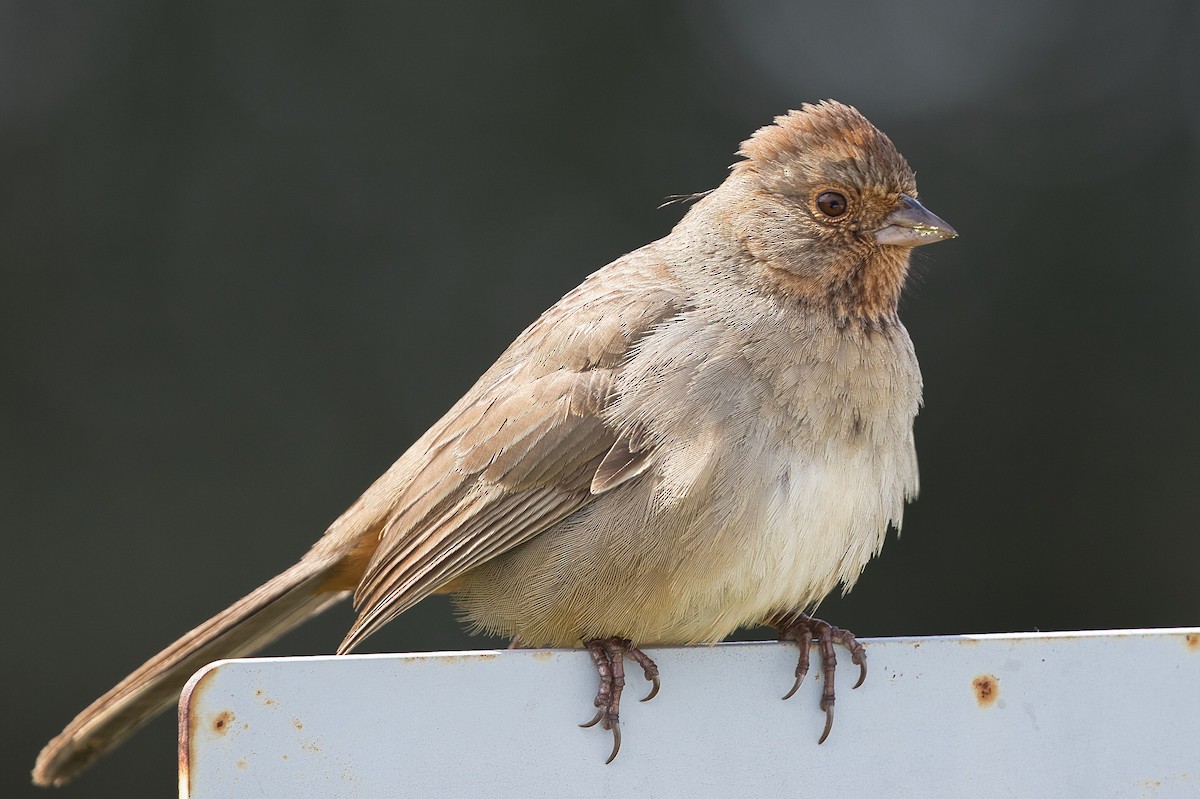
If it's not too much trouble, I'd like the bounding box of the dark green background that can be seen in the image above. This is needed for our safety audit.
[7,2,1198,796]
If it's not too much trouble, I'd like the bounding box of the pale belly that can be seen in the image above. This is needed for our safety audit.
[658,441,911,644]
[453,427,915,648]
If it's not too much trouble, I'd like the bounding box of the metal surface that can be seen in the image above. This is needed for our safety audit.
[180,628,1200,798]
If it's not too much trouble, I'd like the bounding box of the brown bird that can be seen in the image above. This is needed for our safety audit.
[33,100,956,786]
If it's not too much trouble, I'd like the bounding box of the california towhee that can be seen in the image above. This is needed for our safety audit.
[33,100,956,786]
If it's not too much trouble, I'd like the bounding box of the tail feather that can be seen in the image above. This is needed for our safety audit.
[32,558,347,787]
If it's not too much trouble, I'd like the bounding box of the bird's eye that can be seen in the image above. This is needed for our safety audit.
[815,191,849,218]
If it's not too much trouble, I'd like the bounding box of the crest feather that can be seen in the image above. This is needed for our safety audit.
[734,100,914,192]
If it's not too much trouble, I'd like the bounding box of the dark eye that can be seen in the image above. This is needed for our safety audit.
[816,191,849,218]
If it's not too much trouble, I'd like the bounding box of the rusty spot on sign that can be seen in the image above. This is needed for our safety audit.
[293,718,304,730]
[1186,633,1199,652]
[179,663,222,798]
[255,688,278,707]
[212,711,235,735]
[236,758,247,770]
[972,674,999,707]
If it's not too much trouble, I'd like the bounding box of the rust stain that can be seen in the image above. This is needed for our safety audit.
[972,674,999,708]
[179,665,221,798]
[531,651,555,661]
[236,758,247,770]
[1185,633,1199,652]
[292,718,304,730]
[281,754,289,761]
[212,710,235,735]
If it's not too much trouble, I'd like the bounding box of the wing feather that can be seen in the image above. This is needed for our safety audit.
[337,252,687,653]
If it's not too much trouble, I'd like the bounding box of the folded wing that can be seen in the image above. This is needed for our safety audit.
[339,252,685,652]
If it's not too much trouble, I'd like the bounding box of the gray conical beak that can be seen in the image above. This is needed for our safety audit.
[874,194,958,247]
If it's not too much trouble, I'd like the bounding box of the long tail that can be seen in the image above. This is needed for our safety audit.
[32,556,349,787]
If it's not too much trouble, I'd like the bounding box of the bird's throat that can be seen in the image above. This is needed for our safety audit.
[762,248,910,330]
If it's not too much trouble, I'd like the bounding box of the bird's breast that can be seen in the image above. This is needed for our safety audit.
[633,315,923,640]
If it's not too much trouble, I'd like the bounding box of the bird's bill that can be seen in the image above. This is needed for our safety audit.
[874,194,958,247]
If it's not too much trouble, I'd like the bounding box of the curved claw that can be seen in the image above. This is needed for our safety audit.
[852,658,867,690]
[580,709,604,729]
[774,613,867,744]
[581,637,657,763]
[604,722,622,765]
[817,705,834,745]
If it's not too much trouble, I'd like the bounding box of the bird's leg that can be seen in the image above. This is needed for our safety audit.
[770,611,867,744]
[579,637,660,764]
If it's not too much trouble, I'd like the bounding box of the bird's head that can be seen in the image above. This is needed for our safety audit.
[716,101,956,328]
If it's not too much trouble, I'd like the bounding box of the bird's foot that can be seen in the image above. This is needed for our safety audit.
[772,612,867,744]
[579,637,660,764]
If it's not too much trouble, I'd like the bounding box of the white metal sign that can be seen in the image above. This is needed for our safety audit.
[180,628,1200,798]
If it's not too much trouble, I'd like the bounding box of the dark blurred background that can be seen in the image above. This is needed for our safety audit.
[6,2,1199,796]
